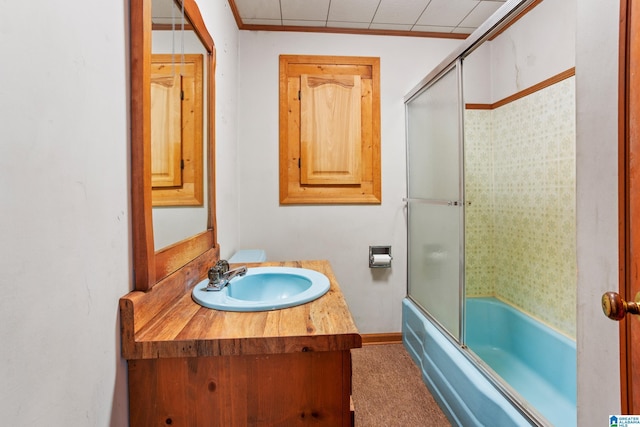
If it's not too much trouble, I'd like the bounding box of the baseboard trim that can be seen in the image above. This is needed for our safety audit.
[361,332,403,346]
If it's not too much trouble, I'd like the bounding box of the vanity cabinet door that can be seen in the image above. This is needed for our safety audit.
[128,350,353,426]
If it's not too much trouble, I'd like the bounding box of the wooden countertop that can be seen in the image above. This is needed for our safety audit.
[120,260,362,359]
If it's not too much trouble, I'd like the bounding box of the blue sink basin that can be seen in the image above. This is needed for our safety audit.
[191,266,330,311]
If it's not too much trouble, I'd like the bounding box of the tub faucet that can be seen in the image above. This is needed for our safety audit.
[205,260,247,291]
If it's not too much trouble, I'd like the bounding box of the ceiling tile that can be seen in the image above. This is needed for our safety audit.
[372,0,430,25]
[459,1,504,27]
[369,22,414,31]
[281,0,331,21]
[283,19,328,27]
[412,25,455,33]
[243,18,283,26]
[327,21,372,29]
[417,0,477,27]
[231,0,513,34]
[234,0,281,20]
[328,0,380,23]
[452,26,475,34]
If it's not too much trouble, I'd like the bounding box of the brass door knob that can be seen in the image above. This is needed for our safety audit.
[602,291,640,320]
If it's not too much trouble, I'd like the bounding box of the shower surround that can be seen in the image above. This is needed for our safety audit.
[464,75,577,338]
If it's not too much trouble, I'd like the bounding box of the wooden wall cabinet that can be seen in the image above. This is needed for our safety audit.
[279,55,381,205]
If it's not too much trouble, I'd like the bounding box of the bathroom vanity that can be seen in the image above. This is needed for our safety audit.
[124,0,362,424]
[120,259,361,426]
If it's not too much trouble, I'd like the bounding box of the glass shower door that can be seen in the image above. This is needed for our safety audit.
[406,64,463,340]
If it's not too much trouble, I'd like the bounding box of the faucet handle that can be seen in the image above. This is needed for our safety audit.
[207,260,230,288]
[208,267,220,283]
[205,260,243,292]
[214,259,229,274]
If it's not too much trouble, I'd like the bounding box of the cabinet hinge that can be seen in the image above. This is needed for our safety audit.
[181,90,185,100]
[298,158,301,168]
[298,90,301,100]
[181,159,185,170]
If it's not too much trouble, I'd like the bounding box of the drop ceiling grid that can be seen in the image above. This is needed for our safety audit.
[233,0,509,34]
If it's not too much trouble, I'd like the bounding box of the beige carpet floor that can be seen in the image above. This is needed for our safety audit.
[351,343,451,427]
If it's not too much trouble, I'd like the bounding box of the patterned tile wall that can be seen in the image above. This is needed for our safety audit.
[464,76,576,338]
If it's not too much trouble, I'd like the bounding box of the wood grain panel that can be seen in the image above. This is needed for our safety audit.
[150,53,204,206]
[361,332,403,345]
[619,0,631,411]
[150,72,182,187]
[128,351,353,426]
[131,0,217,292]
[301,74,362,185]
[130,0,156,290]
[621,0,640,412]
[120,260,362,360]
[279,55,381,204]
[238,22,467,40]
[289,63,373,79]
[155,229,214,281]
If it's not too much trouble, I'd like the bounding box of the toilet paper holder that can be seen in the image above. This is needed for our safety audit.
[369,246,392,268]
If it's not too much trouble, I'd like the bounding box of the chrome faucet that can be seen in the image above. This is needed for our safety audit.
[205,259,247,291]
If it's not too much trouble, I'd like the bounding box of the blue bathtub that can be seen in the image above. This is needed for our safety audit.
[402,297,576,426]
[466,297,576,426]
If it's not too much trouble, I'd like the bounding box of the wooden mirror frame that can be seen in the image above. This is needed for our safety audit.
[131,0,218,291]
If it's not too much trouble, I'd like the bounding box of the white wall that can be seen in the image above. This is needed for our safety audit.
[576,0,622,423]
[0,1,130,425]
[489,0,576,101]
[0,0,239,425]
[463,0,576,105]
[235,31,461,333]
[199,1,242,257]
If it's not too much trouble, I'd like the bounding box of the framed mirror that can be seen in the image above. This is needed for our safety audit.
[131,0,218,291]
[151,0,208,249]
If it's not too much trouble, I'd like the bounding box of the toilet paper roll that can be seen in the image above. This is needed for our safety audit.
[370,254,392,266]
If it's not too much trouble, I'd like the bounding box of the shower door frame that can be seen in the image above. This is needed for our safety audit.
[404,60,466,343]
[404,0,548,425]
[404,0,541,341]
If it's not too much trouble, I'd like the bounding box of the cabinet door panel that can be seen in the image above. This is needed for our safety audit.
[300,74,362,185]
